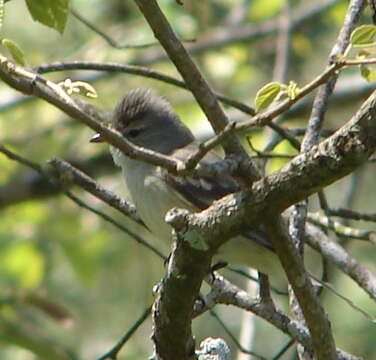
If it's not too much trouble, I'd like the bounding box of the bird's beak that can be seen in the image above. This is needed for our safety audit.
[90,133,105,143]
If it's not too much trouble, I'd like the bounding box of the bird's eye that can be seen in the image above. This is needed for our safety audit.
[126,128,142,138]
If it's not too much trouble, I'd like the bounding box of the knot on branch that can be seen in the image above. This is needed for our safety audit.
[165,208,210,251]
[165,207,191,232]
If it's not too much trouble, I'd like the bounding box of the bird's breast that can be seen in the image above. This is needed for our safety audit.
[119,157,193,242]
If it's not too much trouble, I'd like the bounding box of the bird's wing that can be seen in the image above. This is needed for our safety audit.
[165,143,239,209]
[163,143,274,251]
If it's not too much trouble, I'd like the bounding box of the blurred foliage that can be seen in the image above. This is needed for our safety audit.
[0,1,375,360]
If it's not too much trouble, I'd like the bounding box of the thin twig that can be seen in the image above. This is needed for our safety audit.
[134,0,260,182]
[305,223,376,301]
[209,310,267,360]
[302,0,366,151]
[71,8,164,49]
[326,208,376,222]
[271,339,295,360]
[34,61,257,116]
[227,267,288,296]
[184,61,344,168]
[0,144,165,260]
[307,212,375,242]
[48,157,142,225]
[97,306,152,360]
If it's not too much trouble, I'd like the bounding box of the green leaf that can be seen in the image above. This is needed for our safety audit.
[25,0,70,34]
[360,65,376,83]
[1,39,27,66]
[350,25,376,48]
[286,80,300,100]
[254,81,282,112]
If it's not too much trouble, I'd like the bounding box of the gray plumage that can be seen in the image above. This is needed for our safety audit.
[109,89,283,279]
[113,89,194,154]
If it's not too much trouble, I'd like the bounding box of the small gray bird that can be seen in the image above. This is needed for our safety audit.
[91,89,283,277]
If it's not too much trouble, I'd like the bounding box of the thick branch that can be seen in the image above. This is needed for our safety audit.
[152,234,213,360]
[167,89,376,252]
[163,90,376,360]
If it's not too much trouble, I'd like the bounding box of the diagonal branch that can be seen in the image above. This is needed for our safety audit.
[135,0,343,64]
[163,90,376,357]
[48,157,142,225]
[288,2,366,358]
[302,0,366,150]
[34,61,257,115]
[0,145,164,259]
[133,0,260,182]
[0,55,181,173]
[166,89,376,251]
[265,217,337,359]
[0,153,114,209]
[305,223,376,301]
[165,90,376,360]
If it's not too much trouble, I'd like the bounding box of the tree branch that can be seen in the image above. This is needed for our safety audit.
[305,223,376,301]
[134,0,343,64]
[133,0,260,182]
[307,212,375,241]
[196,273,362,360]
[0,55,182,173]
[326,207,376,222]
[0,153,114,209]
[35,61,257,115]
[48,157,142,225]
[0,145,164,260]
[302,0,366,150]
[166,89,376,252]
[265,217,337,360]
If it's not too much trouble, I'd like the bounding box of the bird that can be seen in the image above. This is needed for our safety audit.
[90,88,284,278]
